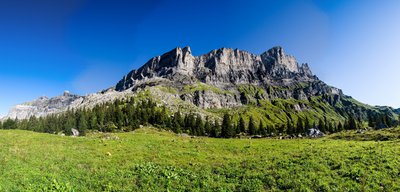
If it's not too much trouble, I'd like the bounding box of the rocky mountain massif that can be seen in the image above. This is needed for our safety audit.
[116,46,339,108]
[3,46,398,127]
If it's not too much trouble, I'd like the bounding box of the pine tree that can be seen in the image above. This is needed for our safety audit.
[89,112,98,130]
[29,116,39,132]
[305,117,311,131]
[248,116,256,135]
[3,118,16,129]
[160,106,168,126]
[221,113,234,138]
[375,115,384,129]
[297,118,304,134]
[97,108,105,131]
[286,120,293,135]
[233,123,239,135]
[195,114,204,136]
[204,117,212,136]
[77,111,88,136]
[238,116,246,133]
[115,105,125,129]
[318,118,325,132]
[384,114,392,127]
[337,122,343,131]
[368,114,375,128]
[266,125,273,136]
[185,113,196,134]
[348,115,357,129]
[258,120,266,136]
[211,119,221,137]
[172,111,183,133]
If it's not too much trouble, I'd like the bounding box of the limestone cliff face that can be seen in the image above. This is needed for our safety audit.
[116,46,340,109]
[3,89,130,120]
[116,46,316,90]
[6,46,393,121]
[5,91,83,120]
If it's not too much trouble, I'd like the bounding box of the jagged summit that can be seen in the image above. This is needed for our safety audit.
[116,46,314,92]
[7,46,396,123]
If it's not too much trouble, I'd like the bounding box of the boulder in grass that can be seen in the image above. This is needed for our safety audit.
[307,128,324,138]
[71,128,80,137]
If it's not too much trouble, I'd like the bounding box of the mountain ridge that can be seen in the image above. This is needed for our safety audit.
[2,46,398,129]
[116,46,316,92]
[114,46,342,110]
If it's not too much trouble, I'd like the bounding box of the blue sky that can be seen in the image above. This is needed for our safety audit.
[1,0,400,116]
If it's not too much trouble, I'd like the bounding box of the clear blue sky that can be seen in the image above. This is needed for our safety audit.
[1,0,400,116]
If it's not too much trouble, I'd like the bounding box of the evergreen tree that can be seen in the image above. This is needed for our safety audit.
[172,111,183,133]
[195,114,204,136]
[221,113,234,138]
[97,108,105,131]
[375,115,384,129]
[160,106,168,126]
[0,120,3,129]
[328,122,334,132]
[248,116,256,135]
[337,122,343,131]
[384,114,392,127]
[368,114,375,128]
[185,113,196,134]
[258,120,266,136]
[204,117,212,136]
[348,115,357,129]
[211,119,221,137]
[77,111,88,136]
[266,125,273,136]
[318,118,325,132]
[238,116,246,133]
[305,117,311,131]
[126,103,136,129]
[115,106,125,129]
[29,116,39,132]
[89,112,98,130]
[286,120,293,135]
[3,118,16,129]
[297,118,304,134]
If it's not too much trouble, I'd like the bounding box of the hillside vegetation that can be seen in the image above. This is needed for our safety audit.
[2,90,398,139]
[0,128,399,191]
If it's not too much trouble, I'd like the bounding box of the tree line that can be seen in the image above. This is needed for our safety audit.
[0,98,398,138]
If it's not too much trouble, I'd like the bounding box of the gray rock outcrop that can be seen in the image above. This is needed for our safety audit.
[307,128,325,138]
[5,91,83,120]
[116,46,341,109]
[3,89,131,120]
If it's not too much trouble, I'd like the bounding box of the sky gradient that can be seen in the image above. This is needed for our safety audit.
[1,0,400,116]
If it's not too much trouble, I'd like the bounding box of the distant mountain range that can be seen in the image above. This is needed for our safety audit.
[3,46,399,128]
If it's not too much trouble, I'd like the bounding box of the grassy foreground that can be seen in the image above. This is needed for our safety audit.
[0,128,399,191]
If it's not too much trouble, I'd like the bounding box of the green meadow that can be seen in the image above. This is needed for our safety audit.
[0,128,399,191]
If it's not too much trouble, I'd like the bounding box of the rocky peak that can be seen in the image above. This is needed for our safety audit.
[261,46,299,72]
[115,46,319,92]
[63,90,70,96]
[299,63,313,76]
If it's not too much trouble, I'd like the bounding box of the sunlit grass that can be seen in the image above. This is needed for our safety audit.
[0,128,399,191]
